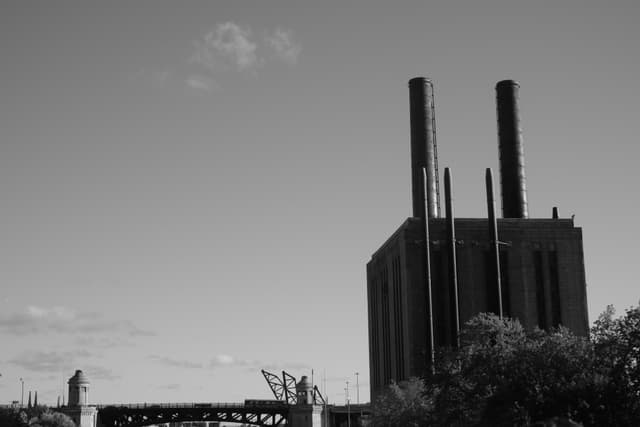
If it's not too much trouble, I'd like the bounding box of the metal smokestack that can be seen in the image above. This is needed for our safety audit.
[496,80,529,219]
[409,77,440,219]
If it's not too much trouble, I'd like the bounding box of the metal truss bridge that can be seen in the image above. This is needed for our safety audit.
[96,401,288,427]
[81,370,368,426]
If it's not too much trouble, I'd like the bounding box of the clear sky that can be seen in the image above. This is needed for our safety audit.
[1,0,639,406]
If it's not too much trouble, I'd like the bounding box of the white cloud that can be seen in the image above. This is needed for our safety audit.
[190,23,301,79]
[186,74,215,93]
[149,355,204,369]
[208,354,312,373]
[266,28,301,65]
[144,351,312,378]
[8,350,92,373]
[82,365,120,381]
[211,354,238,366]
[192,22,258,72]
[0,306,154,337]
[75,336,134,349]
[213,22,258,70]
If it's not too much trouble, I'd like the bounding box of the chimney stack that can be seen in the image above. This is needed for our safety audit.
[496,80,528,218]
[409,77,440,219]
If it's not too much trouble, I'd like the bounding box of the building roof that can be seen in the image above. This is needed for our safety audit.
[68,370,90,385]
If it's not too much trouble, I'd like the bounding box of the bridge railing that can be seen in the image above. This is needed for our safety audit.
[94,402,245,409]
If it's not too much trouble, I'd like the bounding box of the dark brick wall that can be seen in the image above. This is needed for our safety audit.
[367,217,589,399]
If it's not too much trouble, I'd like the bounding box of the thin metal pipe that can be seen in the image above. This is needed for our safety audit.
[486,168,504,318]
[444,168,460,347]
[423,168,436,373]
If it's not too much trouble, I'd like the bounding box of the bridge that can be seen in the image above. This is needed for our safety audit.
[96,401,288,427]
[93,401,369,427]
[58,369,370,427]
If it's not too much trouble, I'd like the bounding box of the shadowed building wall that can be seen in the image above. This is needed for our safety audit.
[367,217,588,396]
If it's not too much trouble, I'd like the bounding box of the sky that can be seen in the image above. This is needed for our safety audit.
[1,0,639,406]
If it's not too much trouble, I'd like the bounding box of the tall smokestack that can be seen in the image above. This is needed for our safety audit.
[409,77,440,219]
[496,80,528,219]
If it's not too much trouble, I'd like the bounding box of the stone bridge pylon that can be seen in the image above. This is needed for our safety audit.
[57,370,98,427]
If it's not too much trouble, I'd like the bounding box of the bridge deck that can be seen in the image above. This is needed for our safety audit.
[95,402,288,427]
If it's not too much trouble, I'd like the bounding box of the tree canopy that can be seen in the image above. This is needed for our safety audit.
[371,304,640,426]
[0,407,75,427]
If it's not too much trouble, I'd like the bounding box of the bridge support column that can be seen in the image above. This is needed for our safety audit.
[58,370,97,427]
[288,404,324,427]
[288,376,325,427]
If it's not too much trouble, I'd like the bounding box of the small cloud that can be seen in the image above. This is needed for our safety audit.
[192,22,258,72]
[266,28,301,65]
[83,365,120,381]
[186,74,215,93]
[0,306,154,337]
[260,361,312,373]
[206,354,311,374]
[124,321,156,337]
[211,354,247,367]
[75,336,134,349]
[8,350,92,373]
[149,355,204,369]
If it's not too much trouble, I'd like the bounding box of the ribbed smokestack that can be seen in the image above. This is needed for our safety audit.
[409,77,440,219]
[496,80,528,219]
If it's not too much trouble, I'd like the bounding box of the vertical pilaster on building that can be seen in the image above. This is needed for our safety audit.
[59,370,97,427]
[288,376,325,427]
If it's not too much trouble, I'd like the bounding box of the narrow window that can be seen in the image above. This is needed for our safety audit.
[549,251,562,327]
[381,267,391,383]
[392,256,404,379]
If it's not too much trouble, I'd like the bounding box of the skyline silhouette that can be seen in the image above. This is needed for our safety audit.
[1,0,639,405]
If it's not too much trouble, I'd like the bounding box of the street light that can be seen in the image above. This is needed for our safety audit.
[345,380,351,427]
[20,378,24,407]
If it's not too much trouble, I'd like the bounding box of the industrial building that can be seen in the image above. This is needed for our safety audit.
[366,78,589,398]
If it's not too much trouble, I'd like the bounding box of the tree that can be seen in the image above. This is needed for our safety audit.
[432,314,609,426]
[0,407,75,427]
[590,303,640,423]
[370,377,434,427]
[28,410,75,427]
[0,407,28,427]
[370,306,640,426]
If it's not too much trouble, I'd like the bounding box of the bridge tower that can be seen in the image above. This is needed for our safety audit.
[288,376,324,427]
[61,370,97,427]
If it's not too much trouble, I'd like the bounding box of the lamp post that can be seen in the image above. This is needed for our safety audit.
[345,380,351,427]
[345,380,349,404]
[20,378,24,407]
